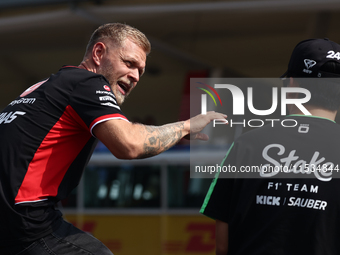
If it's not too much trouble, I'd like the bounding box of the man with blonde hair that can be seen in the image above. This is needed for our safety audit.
[0,23,225,254]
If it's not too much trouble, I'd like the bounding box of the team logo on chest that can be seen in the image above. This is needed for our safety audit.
[103,85,111,91]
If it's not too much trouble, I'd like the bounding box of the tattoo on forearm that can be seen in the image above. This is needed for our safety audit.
[139,122,184,158]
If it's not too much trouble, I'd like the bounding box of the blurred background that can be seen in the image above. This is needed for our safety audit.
[1,0,340,254]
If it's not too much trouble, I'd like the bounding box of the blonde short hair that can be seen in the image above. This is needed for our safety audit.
[85,23,151,57]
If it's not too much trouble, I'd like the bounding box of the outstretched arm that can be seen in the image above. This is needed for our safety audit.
[93,111,227,159]
[139,122,185,158]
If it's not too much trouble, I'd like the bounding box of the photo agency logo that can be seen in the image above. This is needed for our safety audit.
[196,81,312,128]
[197,82,223,109]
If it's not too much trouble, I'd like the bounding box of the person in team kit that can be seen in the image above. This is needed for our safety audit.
[201,38,340,255]
[0,23,226,255]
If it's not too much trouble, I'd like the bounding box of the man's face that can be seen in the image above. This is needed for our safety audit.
[97,38,146,106]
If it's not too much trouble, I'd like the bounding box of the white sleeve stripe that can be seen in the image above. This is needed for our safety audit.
[100,103,121,110]
[15,198,48,205]
[90,117,130,137]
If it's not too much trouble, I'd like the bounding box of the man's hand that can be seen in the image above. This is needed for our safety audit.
[185,111,228,141]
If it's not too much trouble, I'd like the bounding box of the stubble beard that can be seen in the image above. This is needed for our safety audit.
[112,86,126,106]
[98,65,126,106]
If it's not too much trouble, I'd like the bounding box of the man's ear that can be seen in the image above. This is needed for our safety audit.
[92,42,106,66]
